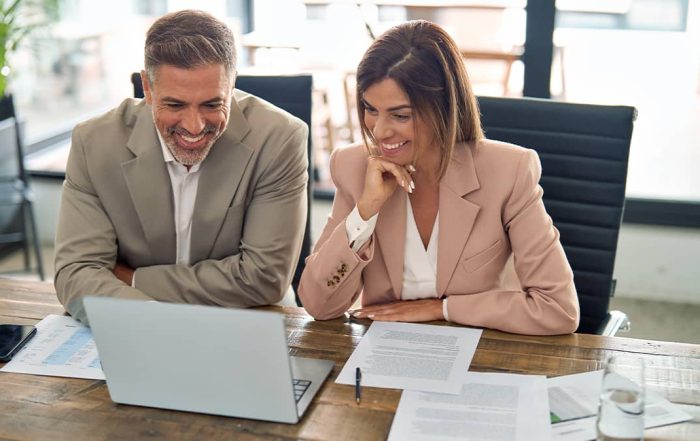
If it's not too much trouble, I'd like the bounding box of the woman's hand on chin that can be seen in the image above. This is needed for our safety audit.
[357,156,415,220]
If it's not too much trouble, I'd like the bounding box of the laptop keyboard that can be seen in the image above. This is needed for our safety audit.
[292,379,312,402]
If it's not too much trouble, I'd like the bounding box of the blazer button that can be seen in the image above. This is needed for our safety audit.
[333,275,340,283]
[327,280,334,287]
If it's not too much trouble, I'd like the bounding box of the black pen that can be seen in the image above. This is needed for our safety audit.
[355,367,362,405]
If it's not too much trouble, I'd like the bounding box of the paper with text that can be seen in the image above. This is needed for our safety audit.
[549,370,692,441]
[388,372,551,441]
[336,321,482,394]
[1,314,104,380]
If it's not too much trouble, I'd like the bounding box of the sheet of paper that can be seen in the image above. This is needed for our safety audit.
[388,372,551,441]
[336,321,482,394]
[549,370,692,441]
[1,314,104,380]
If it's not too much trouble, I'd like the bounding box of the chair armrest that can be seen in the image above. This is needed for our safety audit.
[599,310,631,337]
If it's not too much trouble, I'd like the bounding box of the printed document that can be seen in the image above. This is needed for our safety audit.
[1,314,104,380]
[549,370,692,441]
[388,372,551,441]
[336,321,482,394]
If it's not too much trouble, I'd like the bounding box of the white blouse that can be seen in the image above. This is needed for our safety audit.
[345,195,449,320]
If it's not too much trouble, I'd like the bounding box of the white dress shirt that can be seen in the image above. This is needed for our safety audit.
[158,133,202,265]
[345,195,449,320]
[132,134,200,289]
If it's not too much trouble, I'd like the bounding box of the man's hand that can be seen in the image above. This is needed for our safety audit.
[350,299,444,322]
[112,262,135,286]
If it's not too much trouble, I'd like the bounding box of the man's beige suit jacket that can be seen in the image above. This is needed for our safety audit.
[55,91,308,322]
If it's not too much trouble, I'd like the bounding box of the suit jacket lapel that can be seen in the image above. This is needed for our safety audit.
[375,187,407,299]
[190,97,254,263]
[122,105,176,263]
[437,143,481,295]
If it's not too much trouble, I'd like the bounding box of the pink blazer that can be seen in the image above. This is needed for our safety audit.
[298,140,580,335]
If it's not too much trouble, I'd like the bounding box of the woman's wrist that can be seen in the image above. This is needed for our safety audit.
[357,197,381,220]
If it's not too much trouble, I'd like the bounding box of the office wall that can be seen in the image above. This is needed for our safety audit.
[614,225,700,304]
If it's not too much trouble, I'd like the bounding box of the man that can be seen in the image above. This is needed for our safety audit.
[54,10,308,323]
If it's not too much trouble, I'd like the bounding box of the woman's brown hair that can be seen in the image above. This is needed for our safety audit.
[356,20,483,178]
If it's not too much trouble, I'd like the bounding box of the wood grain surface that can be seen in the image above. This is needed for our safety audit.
[0,278,697,440]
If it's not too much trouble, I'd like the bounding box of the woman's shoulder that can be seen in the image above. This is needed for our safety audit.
[472,138,535,162]
[461,138,540,188]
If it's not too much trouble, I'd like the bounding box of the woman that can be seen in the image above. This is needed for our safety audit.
[298,20,579,335]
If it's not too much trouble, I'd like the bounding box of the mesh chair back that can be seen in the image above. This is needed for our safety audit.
[477,96,636,334]
[0,118,24,227]
[0,118,21,183]
[0,115,44,279]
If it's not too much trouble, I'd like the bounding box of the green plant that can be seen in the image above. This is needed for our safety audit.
[0,0,59,96]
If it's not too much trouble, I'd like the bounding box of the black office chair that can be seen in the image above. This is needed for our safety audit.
[0,115,45,280]
[131,72,313,306]
[477,96,636,336]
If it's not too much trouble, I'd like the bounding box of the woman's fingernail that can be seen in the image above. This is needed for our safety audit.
[367,314,375,319]
[410,180,415,190]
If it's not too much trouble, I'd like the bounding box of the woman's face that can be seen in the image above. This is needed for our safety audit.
[362,78,434,167]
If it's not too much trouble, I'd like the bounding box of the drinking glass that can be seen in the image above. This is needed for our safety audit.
[596,356,645,441]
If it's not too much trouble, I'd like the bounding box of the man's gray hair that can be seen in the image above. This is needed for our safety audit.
[144,9,236,84]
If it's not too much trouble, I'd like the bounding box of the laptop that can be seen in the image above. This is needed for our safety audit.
[83,297,334,424]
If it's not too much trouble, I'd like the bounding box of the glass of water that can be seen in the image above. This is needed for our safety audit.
[596,356,645,441]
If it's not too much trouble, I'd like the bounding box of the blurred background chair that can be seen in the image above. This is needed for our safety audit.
[478,96,636,336]
[131,72,313,306]
[0,116,45,280]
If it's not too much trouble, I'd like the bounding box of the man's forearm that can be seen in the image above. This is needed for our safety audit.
[55,263,153,324]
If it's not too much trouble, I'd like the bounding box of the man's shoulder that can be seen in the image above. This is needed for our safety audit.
[73,98,146,138]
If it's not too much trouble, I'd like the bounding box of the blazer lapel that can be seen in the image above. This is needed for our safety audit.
[375,188,407,299]
[190,98,254,263]
[122,106,176,263]
[437,143,481,295]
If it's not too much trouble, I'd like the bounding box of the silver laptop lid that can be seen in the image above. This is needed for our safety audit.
[84,297,300,423]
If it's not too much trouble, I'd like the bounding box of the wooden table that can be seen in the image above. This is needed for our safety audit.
[1,278,698,440]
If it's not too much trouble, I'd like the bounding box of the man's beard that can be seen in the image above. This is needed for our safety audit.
[163,125,220,166]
